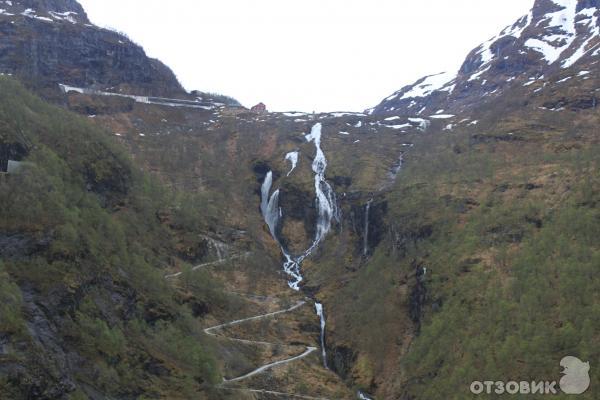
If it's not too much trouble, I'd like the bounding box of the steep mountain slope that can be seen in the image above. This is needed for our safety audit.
[370,0,599,117]
[1,0,599,399]
[0,76,234,399]
[0,0,186,97]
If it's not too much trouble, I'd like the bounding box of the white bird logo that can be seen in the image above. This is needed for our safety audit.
[559,356,590,395]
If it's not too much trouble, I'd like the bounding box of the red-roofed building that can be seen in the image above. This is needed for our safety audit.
[251,102,267,113]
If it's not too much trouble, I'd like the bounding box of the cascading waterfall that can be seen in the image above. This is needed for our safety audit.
[261,123,339,290]
[260,123,339,373]
[315,302,328,368]
[260,171,281,239]
[363,199,373,257]
[305,123,340,247]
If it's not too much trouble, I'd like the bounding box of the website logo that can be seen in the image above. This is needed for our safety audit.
[470,356,591,395]
[559,356,590,395]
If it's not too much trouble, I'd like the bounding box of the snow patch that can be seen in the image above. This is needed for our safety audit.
[284,151,299,176]
[330,112,366,117]
[387,123,412,130]
[49,11,78,23]
[562,8,600,68]
[399,71,456,100]
[524,0,578,64]
[469,12,532,79]
[409,117,430,131]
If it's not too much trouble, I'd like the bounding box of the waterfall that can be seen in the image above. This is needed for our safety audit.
[315,302,328,368]
[258,123,338,376]
[260,123,339,291]
[305,123,340,248]
[380,152,405,191]
[363,199,373,257]
[261,171,281,239]
[201,235,228,261]
[358,391,373,400]
[282,253,304,291]
[388,154,404,182]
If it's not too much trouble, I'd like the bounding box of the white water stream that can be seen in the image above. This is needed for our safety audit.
[363,199,373,257]
[260,171,281,239]
[260,123,338,369]
[358,391,373,399]
[315,302,328,368]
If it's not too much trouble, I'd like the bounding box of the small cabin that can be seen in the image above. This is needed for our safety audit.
[251,102,267,114]
[1,143,29,174]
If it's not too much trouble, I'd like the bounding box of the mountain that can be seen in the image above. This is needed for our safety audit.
[1,0,599,399]
[0,0,186,97]
[369,0,599,116]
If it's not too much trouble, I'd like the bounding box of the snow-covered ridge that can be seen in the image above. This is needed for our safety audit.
[371,0,599,115]
[469,12,533,82]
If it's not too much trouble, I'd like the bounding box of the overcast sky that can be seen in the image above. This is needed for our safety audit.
[78,0,534,112]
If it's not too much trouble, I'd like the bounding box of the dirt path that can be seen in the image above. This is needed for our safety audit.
[223,346,317,383]
[203,301,306,335]
[164,252,251,279]
[164,256,342,397]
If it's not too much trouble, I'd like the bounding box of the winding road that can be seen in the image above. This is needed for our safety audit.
[203,300,321,383]
[164,252,251,279]
[164,257,327,395]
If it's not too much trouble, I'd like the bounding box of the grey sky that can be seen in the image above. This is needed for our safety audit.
[78,0,534,112]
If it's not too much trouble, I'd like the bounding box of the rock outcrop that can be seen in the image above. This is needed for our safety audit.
[0,0,186,97]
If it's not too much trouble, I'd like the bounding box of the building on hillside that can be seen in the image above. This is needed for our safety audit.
[1,159,26,174]
[1,143,29,174]
[251,102,267,113]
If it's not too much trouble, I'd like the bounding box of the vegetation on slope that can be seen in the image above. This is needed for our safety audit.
[317,107,599,399]
[0,77,229,400]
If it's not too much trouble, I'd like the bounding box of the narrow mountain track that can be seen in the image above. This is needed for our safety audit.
[203,300,306,335]
[164,252,251,279]
[202,300,321,383]
[222,346,317,383]
[164,257,322,387]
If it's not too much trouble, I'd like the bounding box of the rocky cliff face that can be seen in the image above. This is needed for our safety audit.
[369,0,599,115]
[0,0,186,97]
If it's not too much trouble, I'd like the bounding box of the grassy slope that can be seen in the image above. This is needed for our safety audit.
[317,97,600,398]
[0,77,236,400]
